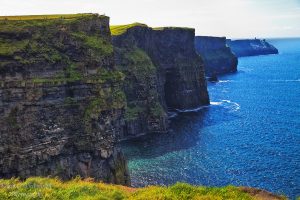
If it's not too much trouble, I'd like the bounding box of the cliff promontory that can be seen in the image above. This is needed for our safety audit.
[227,39,279,57]
[195,36,238,76]
[111,23,210,138]
[0,14,130,185]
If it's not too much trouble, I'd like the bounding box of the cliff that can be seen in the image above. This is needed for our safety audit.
[195,36,238,76]
[227,39,279,57]
[0,14,130,185]
[111,23,209,138]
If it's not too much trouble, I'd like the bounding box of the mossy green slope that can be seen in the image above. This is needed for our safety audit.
[0,177,270,200]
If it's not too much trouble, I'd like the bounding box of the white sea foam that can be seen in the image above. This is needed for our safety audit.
[175,105,210,113]
[173,100,240,114]
[221,100,241,111]
[210,100,240,112]
[168,112,178,118]
[210,101,222,105]
[218,80,231,83]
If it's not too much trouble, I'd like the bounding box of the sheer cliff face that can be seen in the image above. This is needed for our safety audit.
[195,36,238,76]
[226,39,279,57]
[0,14,130,185]
[112,25,209,138]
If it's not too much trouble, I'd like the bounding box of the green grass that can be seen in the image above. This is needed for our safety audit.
[150,102,164,117]
[0,14,103,33]
[0,177,266,200]
[71,32,113,55]
[0,39,29,56]
[125,105,145,121]
[118,47,156,80]
[0,13,95,21]
[110,23,147,35]
[110,23,193,36]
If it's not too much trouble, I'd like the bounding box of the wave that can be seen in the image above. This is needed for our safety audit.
[210,100,241,112]
[210,101,222,105]
[168,112,178,118]
[218,80,232,83]
[175,105,210,113]
[222,100,241,112]
[170,100,240,116]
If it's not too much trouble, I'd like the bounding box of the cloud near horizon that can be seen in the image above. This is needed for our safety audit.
[1,0,300,38]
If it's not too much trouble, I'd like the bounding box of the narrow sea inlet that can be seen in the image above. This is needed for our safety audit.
[121,38,300,199]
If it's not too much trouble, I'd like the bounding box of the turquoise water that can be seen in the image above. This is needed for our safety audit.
[121,38,300,198]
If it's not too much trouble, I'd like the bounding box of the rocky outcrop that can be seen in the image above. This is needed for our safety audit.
[0,14,130,185]
[227,39,279,57]
[195,36,238,77]
[111,24,209,138]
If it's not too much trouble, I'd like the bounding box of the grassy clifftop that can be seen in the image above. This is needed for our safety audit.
[0,13,95,20]
[110,23,194,36]
[0,177,285,200]
[110,23,148,35]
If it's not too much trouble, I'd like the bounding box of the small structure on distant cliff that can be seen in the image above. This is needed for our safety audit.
[194,36,238,77]
[226,39,279,57]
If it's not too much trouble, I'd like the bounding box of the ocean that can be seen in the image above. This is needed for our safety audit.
[121,38,300,198]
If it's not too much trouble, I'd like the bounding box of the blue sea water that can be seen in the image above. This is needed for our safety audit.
[121,38,300,198]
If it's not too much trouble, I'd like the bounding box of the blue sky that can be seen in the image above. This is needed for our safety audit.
[1,0,300,38]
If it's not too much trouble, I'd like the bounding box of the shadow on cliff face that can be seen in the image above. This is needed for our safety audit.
[121,104,240,160]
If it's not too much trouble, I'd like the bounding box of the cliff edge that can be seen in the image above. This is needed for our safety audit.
[111,23,210,139]
[0,14,130,185]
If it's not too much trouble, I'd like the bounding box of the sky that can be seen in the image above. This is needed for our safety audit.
[1,0,300,38]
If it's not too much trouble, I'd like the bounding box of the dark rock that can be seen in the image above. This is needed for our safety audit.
[207,73,219,82]
[0,14,130,185]
[195,36,238,76]
[226,39,279,57]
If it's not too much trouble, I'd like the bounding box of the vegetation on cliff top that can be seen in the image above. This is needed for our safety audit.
[0,177,277,200]
[110,23,194,36]
[110,23,147,35]
[0,13,96,21]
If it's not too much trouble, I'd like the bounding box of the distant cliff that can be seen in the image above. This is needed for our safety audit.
[111,23,209,139]
[0,14,130,185]
[195,36,238,76]
[227,39,279,57]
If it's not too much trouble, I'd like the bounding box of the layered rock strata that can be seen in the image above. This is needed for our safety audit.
[0,14,130,185]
